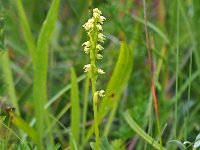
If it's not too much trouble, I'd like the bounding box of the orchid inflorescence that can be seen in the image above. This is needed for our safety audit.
[82,8,106,97]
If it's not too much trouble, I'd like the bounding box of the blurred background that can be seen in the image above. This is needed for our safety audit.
[0,0,200,149]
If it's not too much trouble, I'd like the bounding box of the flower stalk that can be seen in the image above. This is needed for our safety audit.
[82,8,106,150]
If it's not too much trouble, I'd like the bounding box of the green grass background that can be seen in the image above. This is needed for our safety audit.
[0,0,200,149]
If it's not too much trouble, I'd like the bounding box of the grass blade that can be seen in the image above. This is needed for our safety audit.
[10,112,39,145]
[132,15,170,44]
[70,67,80,150]
[81,74,90,145]
[14,0,36,63]
[1,52,19,114]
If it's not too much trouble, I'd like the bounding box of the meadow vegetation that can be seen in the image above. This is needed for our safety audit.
[0,0,200,149]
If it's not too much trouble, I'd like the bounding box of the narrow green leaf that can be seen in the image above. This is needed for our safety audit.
[70,67,80,150]
[0,17,5,51]
[15,0,36,63]
[10,113,39,145]
[99,42,133,117]
[123,110,167,150]
[84,41,133,144]
[33,0,60,147]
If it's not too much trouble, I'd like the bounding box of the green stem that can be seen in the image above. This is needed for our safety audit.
[103,102,118,137]
[185,54,192,140]
[93,91,100,150]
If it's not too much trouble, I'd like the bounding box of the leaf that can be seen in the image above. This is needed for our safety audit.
[10,112,39,145]
[194,133,200,148]
[84,41,133,144]
[123,110,167,150]
[70,67,80,150]
[33,0,60,146]
[99,42,133,116]
[168,140,186,150]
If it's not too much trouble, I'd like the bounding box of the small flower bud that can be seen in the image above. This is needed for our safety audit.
[98,16,106,24]
[96,24,103,31]
[98,33,106,43]
[93,12,100,19]
[96,44,104,51]
[98,90,105,97]
[83,64,92,72]
[93,8,102,15]
[83,18,94,31]
[82,41,90,47]
[98,68,105,74]
[96,54,103,59]
[84,47,90,54]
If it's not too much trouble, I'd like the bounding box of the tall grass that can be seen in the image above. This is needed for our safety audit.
[175,0,180,139]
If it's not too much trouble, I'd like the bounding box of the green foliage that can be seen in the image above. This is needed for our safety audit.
[1,0,200,149]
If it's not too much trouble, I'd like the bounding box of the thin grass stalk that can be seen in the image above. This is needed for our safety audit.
[185,54,192,140]
[15,0,36,64]
[175,0,180,139]
[142,0,163,149]
[103,102,117,137]
[1,51,19,114]
[81,75,90,146]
